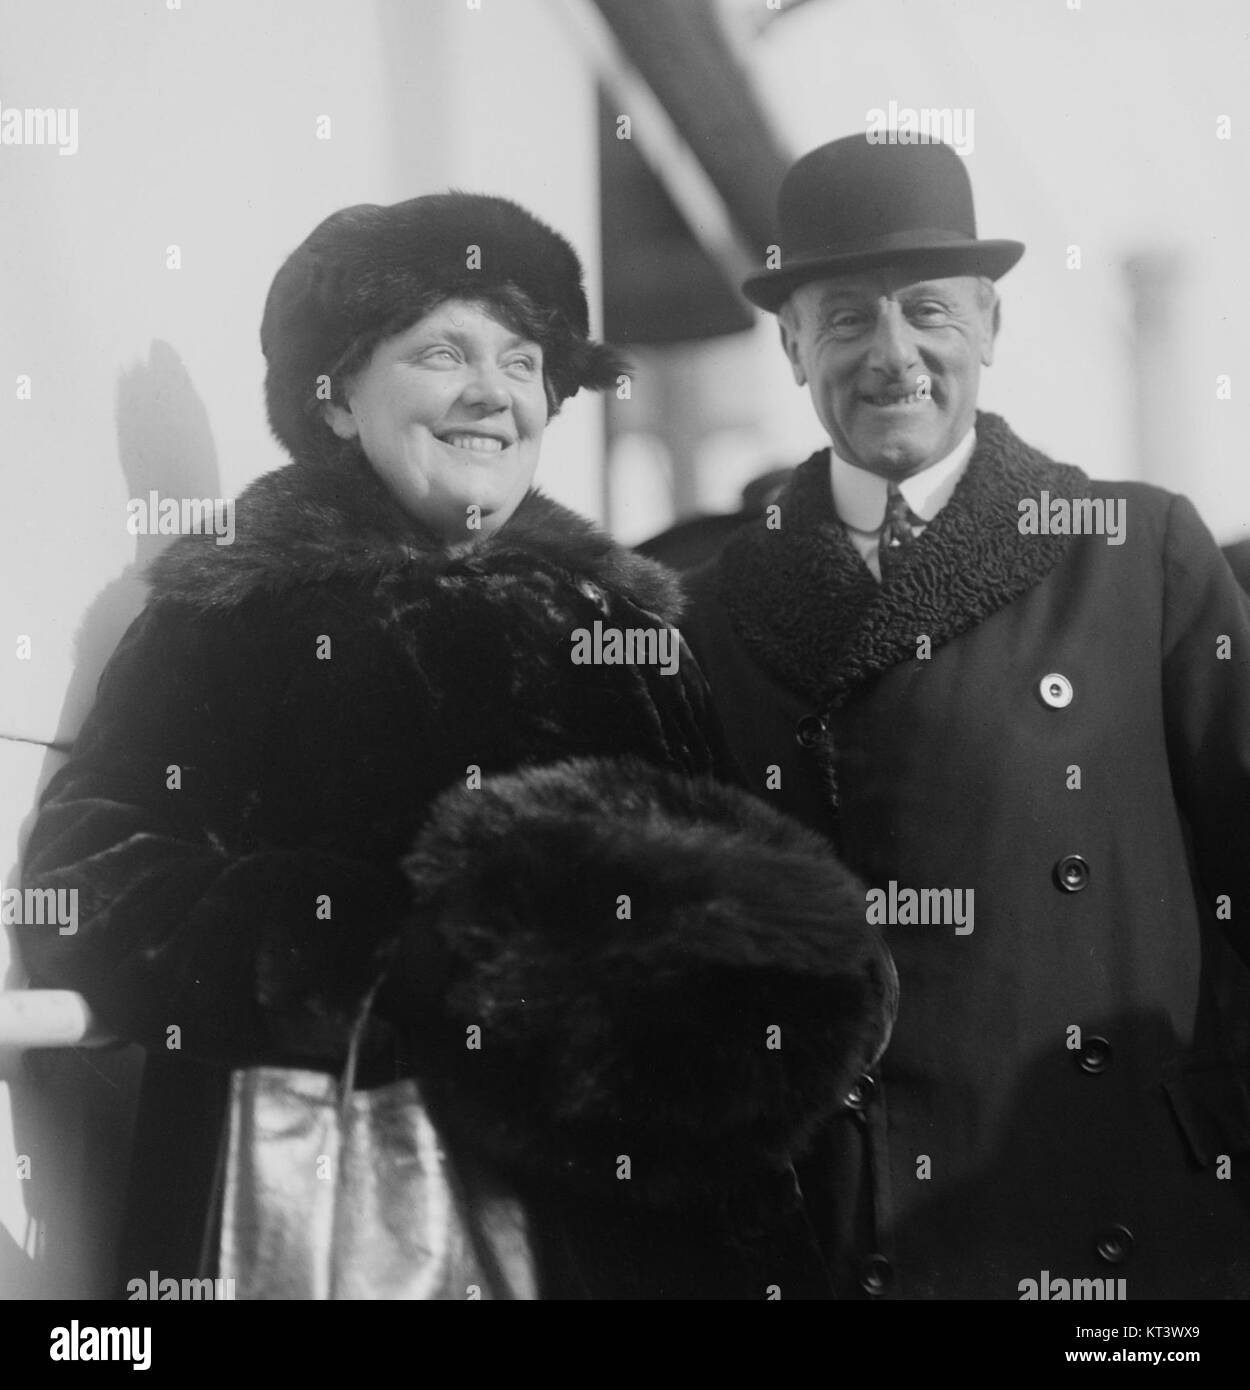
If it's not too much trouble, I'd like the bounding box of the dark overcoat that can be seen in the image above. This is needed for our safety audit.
[19,437,895,1300]
[682,411,1250,1299]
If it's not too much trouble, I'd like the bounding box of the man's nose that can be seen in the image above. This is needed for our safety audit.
[460,361,513,411]
[865,303,919,376]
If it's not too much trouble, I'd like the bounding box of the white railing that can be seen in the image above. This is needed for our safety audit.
[0,990,106,1050]
[0,989,126,1299]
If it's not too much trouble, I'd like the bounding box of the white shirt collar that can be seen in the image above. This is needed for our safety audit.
[830,427,977,534]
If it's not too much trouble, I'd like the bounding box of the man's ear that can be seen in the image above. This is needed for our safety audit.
[778,307,807,387]
[322,399,359,440]
[980,296,1001,369]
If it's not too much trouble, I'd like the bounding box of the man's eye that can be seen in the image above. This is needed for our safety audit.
[827,314,867,332]
[909,303,948,321]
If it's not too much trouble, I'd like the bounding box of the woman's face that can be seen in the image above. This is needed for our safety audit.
[324,298,547,540]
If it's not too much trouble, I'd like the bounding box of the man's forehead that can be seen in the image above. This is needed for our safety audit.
[800,271,977,305]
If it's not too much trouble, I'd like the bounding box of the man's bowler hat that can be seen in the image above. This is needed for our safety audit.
[742,135,1025,311]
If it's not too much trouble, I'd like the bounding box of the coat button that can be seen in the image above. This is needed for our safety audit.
[1077,1036,1113,1074]
[858,1253,893,1296]
[844,1074,876,1111]
[795,714,828,749]
[1038,673,1074,708]
[1094,1225,1134,1265]
[1054,855,1090,893]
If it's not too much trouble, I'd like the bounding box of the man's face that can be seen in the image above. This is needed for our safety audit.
[323,298,547,540]
[779,268,998,480]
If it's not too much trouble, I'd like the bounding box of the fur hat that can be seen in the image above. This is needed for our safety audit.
[260,192,623,457]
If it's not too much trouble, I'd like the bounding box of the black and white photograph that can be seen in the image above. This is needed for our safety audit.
[1,0,1248,1359]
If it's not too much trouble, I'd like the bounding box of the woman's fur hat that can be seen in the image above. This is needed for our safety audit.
[260,192,622,457]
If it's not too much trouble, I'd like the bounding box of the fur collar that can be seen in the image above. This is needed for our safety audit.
[146,435,683,623]
[710,412,1089,711]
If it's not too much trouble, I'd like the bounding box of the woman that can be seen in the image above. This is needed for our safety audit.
[19,193,894,1298]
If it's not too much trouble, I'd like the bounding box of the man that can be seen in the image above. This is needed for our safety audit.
[683,134,1250,1299]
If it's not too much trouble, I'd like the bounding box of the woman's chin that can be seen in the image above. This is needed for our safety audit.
[423,494,521,540]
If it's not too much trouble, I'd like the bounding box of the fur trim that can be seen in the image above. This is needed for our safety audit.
[145,437,683,624]
[400,756,897,1207]
[261,192,624,456]
[705,412,1090,710]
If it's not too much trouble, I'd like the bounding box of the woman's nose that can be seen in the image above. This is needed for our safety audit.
[865,303,919,375]
[459,362,513,411]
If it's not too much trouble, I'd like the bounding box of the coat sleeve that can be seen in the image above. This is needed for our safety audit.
[1161,492,1250,970]
[17,599,412,1067]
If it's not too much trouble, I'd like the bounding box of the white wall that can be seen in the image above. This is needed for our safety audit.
[0,0,604,1298]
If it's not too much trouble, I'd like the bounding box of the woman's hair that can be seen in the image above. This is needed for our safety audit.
[325,282,566,421]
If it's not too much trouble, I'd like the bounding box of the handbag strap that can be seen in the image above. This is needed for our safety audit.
[196,1085,232,1280]
[337,972,388,1119]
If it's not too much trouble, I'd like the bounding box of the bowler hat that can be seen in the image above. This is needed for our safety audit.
[742,135,1024,311]
[261,192,621,458]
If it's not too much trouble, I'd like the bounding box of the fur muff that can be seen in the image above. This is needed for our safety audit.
[260,192,624,456]
[400,756,898,1208]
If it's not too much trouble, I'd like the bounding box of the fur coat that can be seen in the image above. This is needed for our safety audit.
[19,436,895,1300]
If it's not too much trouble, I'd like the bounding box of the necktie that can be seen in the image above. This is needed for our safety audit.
[878,481,923,580]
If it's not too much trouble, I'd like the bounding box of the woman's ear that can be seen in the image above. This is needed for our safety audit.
[322,399,359,440]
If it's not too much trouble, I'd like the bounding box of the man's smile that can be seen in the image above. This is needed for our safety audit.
[860,388,933,410]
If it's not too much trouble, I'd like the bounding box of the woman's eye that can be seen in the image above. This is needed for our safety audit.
[418,347,459,365]
[506,355,539,375]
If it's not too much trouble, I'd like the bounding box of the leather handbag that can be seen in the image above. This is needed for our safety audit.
[213,982,537,1299]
